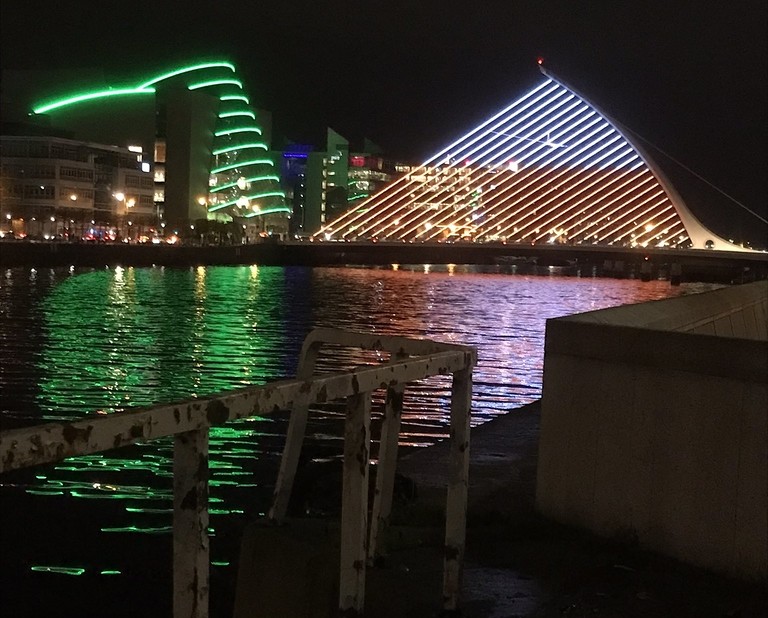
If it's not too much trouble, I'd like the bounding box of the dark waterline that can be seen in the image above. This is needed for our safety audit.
[0,264,720,616]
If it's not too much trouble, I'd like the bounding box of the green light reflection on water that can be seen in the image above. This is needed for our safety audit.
[31,566,86,576]
[125,506,172,514]
[101,526,172,534]
[29,265,294,543]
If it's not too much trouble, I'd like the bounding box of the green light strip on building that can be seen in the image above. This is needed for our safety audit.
[212,142,268,155]
[28,59,288,221]
[188,78,243,90]
[219,111,256,119]
[214,126,263,137]
[209,191,286,211]
[220,95,250,103]
[33,88,156,114]
[209,175,280,192]
[137,61,235,89]
[211,159,274,174]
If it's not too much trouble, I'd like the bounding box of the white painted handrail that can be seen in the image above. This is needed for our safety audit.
[0,328,477,617]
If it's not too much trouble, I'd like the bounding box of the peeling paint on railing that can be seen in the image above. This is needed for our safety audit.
[0,328,476,618]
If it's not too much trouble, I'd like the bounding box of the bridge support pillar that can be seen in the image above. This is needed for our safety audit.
[641,260,652,282]
[670,262,682,285]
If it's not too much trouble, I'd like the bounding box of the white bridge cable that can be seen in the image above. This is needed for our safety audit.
[616,121,768,226]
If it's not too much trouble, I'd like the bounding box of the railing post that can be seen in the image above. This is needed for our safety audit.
[442,366,473,612]
[268,340,322,522]
[268,397,310,522]
[368,384,404,563]
[174,428,210,618]
[339,391,372,615]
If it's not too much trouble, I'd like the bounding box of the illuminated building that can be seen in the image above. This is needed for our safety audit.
[316,66,748,251]
[0,135,154,239]
[1,61,290,240]
[277,131,410,236]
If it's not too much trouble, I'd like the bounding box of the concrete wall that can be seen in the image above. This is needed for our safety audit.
[536,281,768,582]
[559,280,767,339]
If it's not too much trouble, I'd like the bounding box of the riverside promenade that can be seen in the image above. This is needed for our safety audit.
[234,401,766,617]
[365,401,767,617]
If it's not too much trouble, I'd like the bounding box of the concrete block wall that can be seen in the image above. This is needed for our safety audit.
[562,280,767,340]
[536,281,768,581]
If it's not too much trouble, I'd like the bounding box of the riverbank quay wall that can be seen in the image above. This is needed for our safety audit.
[536,280,768,582]
[1,240,766,283]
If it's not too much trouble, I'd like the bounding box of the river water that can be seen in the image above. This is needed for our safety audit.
[0,264,719,616]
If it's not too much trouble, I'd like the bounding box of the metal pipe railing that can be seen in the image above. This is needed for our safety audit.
[0,328,477,617]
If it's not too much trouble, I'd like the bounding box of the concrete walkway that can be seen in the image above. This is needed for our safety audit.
[234,401,766,617]
[366,401,766,617]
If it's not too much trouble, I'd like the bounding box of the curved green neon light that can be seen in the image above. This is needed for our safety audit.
[33,61,238,114]
[33,88,155,114]
[214,126,262,137]
[137,61,235,89]
[209,175,280,192]
[209,191,286,211]
[221,95,250,103]
[188,78,243,90]
[219,111,255,119]
[212,142,268,156]
[211,159,274,174]
[29,59,288,220]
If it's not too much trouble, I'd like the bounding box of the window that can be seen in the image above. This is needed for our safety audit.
[60,187,94,200]
[24,184,55,199]
[1,164,56,179]
[154,140,167,164]
[51,143,87,162]
[60,166,94,181]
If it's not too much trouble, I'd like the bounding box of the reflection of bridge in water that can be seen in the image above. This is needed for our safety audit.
[317,63,760,254]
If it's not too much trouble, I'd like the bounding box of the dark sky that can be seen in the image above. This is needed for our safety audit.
[2,0,766,239]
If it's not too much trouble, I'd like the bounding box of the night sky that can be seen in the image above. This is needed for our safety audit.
[2,1,766,242]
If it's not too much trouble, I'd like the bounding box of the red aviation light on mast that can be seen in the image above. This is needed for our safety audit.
[536,56,545,66]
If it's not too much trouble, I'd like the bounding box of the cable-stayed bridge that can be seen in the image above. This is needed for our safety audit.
[316,63,759,254]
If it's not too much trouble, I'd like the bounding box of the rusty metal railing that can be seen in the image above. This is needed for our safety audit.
[0,328,477,617]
